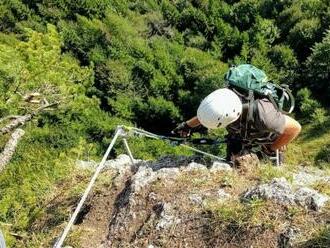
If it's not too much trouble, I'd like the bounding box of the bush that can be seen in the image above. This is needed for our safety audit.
[305,30,330,104]
[296,88,322,121]
[288,18,321,60]
[315,146,330,168]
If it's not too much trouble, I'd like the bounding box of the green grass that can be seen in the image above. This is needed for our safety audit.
[299,226,330,248]
[0,122,105,247]
[286,117,330,168]
[256,164,294,183]
[311,181,330,196]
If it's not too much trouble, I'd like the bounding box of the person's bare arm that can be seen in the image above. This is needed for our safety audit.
[271,115,301,151]
[171,116,202,137]
[186,116,201,128]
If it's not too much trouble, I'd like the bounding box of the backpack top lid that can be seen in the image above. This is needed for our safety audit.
[224,64,269,92]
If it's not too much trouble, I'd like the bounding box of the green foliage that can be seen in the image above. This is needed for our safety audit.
[288,18,321,60]
[311,108,327,126]
[134,96,180,132]
[297,88,320,114]
[178,6,210,36]
[0,24,117,246]
[296,88,327,125]
[178,47,227,116]
[268,45,298,83]
[118,137,192,160]
[205,198,272,228]
[0,0,31,32]
[256,164,293,183]
[213,20,244,60]
[306,30,330,104]
[0,24,93,115]
[315,146,330,168]
[231,0,261,31]
[251,17,280,46]
[59,15,109,64]
[0,0,330,246]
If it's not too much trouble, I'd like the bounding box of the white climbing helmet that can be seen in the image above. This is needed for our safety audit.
[197,88,242,129]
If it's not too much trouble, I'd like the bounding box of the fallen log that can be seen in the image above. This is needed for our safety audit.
[0,128,25,172]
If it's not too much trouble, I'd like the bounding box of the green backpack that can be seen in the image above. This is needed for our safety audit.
[224,64,295,114]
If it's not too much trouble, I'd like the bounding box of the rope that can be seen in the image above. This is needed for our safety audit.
[53,127,123,248]
[122,126,227,161]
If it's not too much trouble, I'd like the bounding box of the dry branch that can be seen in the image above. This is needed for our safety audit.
[0,115,23,124]
[0,128,25,172]
[0,102,59,135]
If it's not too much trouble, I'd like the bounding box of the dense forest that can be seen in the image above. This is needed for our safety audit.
[0,0,329,247]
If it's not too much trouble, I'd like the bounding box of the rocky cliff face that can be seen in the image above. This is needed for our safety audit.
[70,155,330,248]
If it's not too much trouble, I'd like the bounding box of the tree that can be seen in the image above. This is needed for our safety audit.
[305,30,330,104]
[0,24,93,168]
[288,18,321,61]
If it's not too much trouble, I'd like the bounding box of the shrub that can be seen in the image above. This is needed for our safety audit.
[315,146,330,168]
[296,88,323,121]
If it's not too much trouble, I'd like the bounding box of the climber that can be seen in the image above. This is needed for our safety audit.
[172,88,301,161]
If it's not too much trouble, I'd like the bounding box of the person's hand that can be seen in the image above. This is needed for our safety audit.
[171,122,192,138]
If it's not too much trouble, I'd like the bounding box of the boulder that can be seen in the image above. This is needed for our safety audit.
[242,178,329,211]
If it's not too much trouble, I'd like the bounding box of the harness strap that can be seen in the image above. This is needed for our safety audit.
[242,90,255,139]
[267,93,280,112]
[247,90,254,123]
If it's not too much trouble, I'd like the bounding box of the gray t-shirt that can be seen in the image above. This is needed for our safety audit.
[227,98,286,135]
[253,98,286,134]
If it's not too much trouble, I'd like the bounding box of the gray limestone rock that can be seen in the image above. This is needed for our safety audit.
[210,161,233,172]
[217,189,231,201]
[294,187,329,211]
[186,162,208,171]
[156,203,181,230]
[157,167,180,179]
[104,154,135,173]
[131,166,156,192]
[189,194,203,205]
[292,170,330,187]
[242,178,329,211]
[242,177,295,205]
[277,227,300,248]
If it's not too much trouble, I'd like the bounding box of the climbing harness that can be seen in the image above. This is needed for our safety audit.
[53,125,226,247]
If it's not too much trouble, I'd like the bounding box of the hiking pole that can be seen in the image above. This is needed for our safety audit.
[53,126,123,248]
